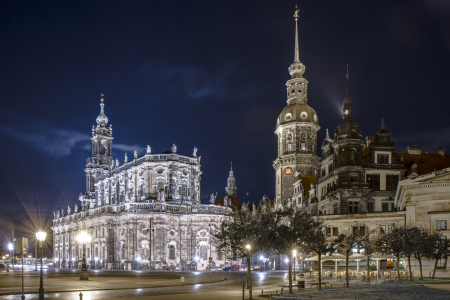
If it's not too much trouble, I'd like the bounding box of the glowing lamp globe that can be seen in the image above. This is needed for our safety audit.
[36,231,47,242]
[76,231,92,244]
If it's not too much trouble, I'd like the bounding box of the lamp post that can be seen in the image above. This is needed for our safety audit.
[8,243,13,271]
[76,231,92,280]
[292,250,297,281]
[36,231,47,300]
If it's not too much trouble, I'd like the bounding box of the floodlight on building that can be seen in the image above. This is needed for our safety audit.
[8,243,13,251]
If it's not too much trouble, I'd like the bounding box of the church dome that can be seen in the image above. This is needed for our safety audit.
[277,102,319,128]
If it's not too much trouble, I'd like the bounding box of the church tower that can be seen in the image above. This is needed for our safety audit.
[85,94,113,197]
[225,163,237,196]
[273,7,320,205]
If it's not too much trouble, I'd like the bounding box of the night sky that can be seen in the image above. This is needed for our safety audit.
[1,0,450,244]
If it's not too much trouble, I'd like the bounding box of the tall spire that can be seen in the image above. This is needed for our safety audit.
[381,118,385,130]
[96,93,108,127]
[326,128,330,139]
[346,63,350,97]
[294,5,300,63]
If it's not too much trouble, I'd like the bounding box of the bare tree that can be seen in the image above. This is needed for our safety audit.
[213,203,273,300]
[336,223,368,287]
[299,213,338,290]
[402,226,429,280]
[425,233,450,279]
[376,226,404,283]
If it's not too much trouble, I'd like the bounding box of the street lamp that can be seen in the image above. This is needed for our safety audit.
[8,243,13,270]
[36,231,47,300]
[292,250,297,280]
[76,231,92,280]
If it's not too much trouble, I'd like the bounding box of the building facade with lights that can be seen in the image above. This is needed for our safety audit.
[51,97,239,271]
[274,8,450,276]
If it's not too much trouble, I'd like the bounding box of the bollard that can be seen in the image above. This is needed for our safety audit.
[242,285,245,300]
[261,289,263,296]
[309,295,312,300]
[270,292,272,300]
[79,292,83,300]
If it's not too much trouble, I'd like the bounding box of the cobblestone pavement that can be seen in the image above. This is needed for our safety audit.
[0,269,285,299]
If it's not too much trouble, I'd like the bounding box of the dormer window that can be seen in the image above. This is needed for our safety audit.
[411,163,418,174]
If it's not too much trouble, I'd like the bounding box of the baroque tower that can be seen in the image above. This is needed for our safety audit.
[225,162,237,196]
[273,7,320,205]
[84,94,113,200]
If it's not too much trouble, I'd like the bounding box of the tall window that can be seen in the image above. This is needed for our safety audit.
[349,201,358,214]
[199,246,207,260]
[437,258,447,269]
[436,220,447,230]
[326,227,331,237]
[368,202,374,213]
[332,227,339,236]
[377,154,389,164]
[169,245,175,260]
[386,175,399,190]
[367,174,380,190]
[382,203,389,212]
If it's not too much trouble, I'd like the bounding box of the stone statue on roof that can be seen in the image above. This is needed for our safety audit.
[74,204,78,213]
[209,192,217,204]
[242,202,248,211]
[147,145,151,154]
[193,146,198,157]
[57,210,60,218]
[67,206,71,215]
[124,153,128,163]
[172,144,177,153]
[134,150,138,159]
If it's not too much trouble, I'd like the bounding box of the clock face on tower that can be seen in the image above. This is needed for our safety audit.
[284,167,293,176]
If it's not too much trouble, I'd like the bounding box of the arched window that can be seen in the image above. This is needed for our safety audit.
[200,245,207,260]
[169,245,175,260]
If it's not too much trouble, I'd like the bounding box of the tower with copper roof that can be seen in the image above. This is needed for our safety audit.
[85,94,114,202]
[273,6,320,206]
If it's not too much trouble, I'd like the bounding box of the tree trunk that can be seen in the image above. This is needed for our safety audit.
[247,255,253,300]
[318,252,322,291]
[345,250,349,287]
[433,259,438,280]
[418,257,423,280]
[289,260,293,294]
[396,256,401,283]
[408,256,412,281]
[367,255,370,285]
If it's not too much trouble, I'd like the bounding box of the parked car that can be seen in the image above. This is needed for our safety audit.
[223,267,235,271]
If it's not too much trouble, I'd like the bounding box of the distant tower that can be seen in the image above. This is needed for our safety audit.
[273,7,320,205]
[225,162,237,196]
[85,94,113,197]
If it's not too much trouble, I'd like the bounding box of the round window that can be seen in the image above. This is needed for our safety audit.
[200,231,206,237]
[183,169,188,175]
[157,168,164,174]
[284,113,292,121]
[170,230,175,236]
[300,112,308,119]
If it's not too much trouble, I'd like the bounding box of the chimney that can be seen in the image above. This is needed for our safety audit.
[407,146,421,155]
[366,136,375,147]
[438,147,445,156]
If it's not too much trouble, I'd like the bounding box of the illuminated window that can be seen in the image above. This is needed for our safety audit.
[301,143,306,151]
[377,154,389,164]
[169,245,175,260]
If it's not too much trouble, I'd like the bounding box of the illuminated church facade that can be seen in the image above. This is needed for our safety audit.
[51,96,239,271]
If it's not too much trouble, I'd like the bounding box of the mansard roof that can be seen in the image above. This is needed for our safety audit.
[215,193,242,210]
[395,152,450,177]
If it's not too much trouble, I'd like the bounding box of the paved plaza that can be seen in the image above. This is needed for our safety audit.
[1,269,450,299]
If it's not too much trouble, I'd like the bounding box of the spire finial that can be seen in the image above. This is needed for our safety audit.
[231,161,233,171]
[294,5,300,63]
[100,93,104,103]
[346,64,349,97]
[381,118,385,129]
[326,128,329,139]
